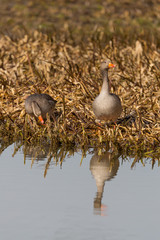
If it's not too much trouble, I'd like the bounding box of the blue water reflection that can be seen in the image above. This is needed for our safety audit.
[0,143,160,240]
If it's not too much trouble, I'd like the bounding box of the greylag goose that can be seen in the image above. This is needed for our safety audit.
[93,59,122,122]
[25,93,57,124]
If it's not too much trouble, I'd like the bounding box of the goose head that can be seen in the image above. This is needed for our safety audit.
[100,59,115,71]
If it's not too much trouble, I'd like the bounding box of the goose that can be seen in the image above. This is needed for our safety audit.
[92,59,122,122]
[25,93,57,124]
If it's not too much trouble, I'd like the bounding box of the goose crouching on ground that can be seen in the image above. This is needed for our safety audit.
[92,59,122,123]
[25,93,57,124]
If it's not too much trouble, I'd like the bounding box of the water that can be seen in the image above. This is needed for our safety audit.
[0,143,160,240]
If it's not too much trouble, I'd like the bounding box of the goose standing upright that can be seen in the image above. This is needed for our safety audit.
[92,59,122,122]
[25,93,57,124]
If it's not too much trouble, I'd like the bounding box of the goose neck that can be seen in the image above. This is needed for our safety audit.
[101,69,110,93]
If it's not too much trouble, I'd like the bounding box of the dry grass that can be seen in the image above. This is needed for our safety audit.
[0,30,159,160]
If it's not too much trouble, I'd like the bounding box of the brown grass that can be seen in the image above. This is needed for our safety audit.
[0,30,159,160]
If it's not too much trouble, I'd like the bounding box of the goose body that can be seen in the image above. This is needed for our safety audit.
[25,93,57,124]
[93,59,122,122]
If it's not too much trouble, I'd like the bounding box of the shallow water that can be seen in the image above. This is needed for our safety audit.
[0,144,160,240]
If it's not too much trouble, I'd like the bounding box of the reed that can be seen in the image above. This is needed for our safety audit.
[0,30,159,157]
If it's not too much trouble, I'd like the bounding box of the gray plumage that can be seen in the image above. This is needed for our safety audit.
[92,59,122,122]
[25,93,57,122]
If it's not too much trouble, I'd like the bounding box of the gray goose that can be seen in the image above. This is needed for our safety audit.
[92,59,122,122]
[25,93,57,124]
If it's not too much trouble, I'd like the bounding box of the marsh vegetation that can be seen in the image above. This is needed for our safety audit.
[0,0,160,161]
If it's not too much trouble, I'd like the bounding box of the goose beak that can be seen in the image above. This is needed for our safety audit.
[108,63,115,68]
[38,115,44,124]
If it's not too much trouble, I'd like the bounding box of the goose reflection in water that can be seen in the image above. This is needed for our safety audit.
[23,144,50,162]
[90,150,119,216]
[23,144,71,176]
